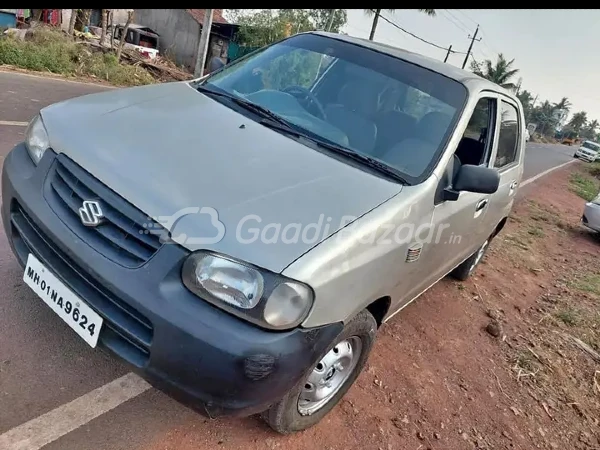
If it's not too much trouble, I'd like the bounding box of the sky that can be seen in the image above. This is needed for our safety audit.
[343,9,600,124]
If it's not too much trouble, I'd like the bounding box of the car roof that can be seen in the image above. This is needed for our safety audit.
[307,31,517,101]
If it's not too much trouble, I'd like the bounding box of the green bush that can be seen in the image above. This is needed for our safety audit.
[0,27,156,87]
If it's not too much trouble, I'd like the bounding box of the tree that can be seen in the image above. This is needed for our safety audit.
[553,97,572,112]
[230,9,348,48]
[530,100,559,137]
[116,10,134,62]
[100,9,109,45]
[364,9,435,41]
[470,53,519,90]
[516,89,534,122]
[68,9,78,35]
[581,119,599,140]
[568,111,588,133]
[308,9,348,33]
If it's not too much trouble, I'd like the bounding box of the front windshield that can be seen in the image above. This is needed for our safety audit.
[581,141,600,151]
[201,33,467,182]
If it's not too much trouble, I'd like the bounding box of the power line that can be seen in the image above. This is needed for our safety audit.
[375,10,467,55]
[442,9,470,33]
[455,10,478,27]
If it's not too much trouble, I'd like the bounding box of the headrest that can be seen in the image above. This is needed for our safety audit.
[337,81,380,115]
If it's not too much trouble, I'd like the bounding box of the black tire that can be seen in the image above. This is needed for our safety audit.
[574,153,578,158]
[262,310,377,434]
[451,238,490,281]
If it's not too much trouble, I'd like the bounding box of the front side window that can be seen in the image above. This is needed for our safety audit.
[200,34,468,183]
[454,97,496,167]
[494,101,520,169]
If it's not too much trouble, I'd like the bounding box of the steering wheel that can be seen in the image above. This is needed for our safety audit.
[282,85,327,120]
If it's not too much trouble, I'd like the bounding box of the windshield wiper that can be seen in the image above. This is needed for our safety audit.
[195,84,293,128]
[196,84,406,184]
[261,121,408,184]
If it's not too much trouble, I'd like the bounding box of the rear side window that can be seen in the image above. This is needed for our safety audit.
[494,101,520,169]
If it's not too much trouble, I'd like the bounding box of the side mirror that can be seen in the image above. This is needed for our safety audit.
[443,164,500,201]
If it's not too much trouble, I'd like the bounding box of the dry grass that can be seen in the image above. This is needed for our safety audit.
[0,26,156,86]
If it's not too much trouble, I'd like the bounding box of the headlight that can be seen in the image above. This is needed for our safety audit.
[25,114,50,165]
[182,252,313,330]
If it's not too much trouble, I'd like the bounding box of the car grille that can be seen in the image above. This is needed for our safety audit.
[44,155,166,268]
[9,202,153,367]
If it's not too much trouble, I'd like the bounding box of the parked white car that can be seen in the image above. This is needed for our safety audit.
[524,129,530,142]
[574,140,600,162]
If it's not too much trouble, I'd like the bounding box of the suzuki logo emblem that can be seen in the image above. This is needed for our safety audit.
[78,200,104,227]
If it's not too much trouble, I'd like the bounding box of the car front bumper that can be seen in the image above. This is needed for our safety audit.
[575,150,597,162]
[1,143,342,418]
[582,201,600,232]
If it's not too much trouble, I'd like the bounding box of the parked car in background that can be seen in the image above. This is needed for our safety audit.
[582,193,600,232]
[574,140,600,162]
[2,31,525,434]
[525,128,530,142]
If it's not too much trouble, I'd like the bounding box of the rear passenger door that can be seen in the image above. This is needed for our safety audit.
[488,98,524,230]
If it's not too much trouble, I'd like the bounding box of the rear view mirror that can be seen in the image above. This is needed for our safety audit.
[443,164,500,201]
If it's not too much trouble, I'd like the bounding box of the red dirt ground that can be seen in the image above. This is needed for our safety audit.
[146,162,600,450]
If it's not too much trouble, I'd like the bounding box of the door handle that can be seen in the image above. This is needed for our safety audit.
[475,198,489,212]
[510,181,518,190]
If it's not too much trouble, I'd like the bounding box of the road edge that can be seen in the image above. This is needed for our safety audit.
[0,67,117,89]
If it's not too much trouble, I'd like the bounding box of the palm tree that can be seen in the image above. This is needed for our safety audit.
[568,111,588,133]
[553,97,572,112]
[470,53,519,90]
[516,89,534,122]
[364,9,436,41]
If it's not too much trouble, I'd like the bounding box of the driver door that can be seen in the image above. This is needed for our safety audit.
[426,94,500,280]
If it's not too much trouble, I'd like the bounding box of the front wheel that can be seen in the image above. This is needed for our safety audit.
[263,310,377,434]
[451,238,489,281]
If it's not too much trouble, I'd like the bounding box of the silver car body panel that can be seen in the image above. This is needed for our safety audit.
[40,82,402,273]
[583,197,600,232]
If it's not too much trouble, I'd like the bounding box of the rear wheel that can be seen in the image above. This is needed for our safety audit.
[262,310,377,434]
[451,238,490,281]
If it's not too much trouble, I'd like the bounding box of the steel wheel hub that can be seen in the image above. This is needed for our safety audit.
[297,336,362,416]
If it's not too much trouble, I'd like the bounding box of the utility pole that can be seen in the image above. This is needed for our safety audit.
[462,24,481,69]
[444,45,452,63]
[515,77,523,95]
[326,9,336,32]
[531,94,539,109]
[194,9,213,78]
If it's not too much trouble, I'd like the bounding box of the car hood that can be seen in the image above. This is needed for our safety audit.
[40,82,402,273]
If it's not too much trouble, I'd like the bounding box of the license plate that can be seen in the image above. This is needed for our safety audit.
[23,254,103,348]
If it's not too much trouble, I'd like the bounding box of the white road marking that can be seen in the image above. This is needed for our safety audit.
[0,373,151,450]
[0,120,28,127]
[0,150,581,449]
[521,159,577,187]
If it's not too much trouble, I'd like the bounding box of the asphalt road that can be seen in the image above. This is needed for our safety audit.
[0,70,579,450]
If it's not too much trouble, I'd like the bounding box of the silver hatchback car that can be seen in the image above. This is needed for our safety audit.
[582,194,600,232]
[1,32,525,433]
